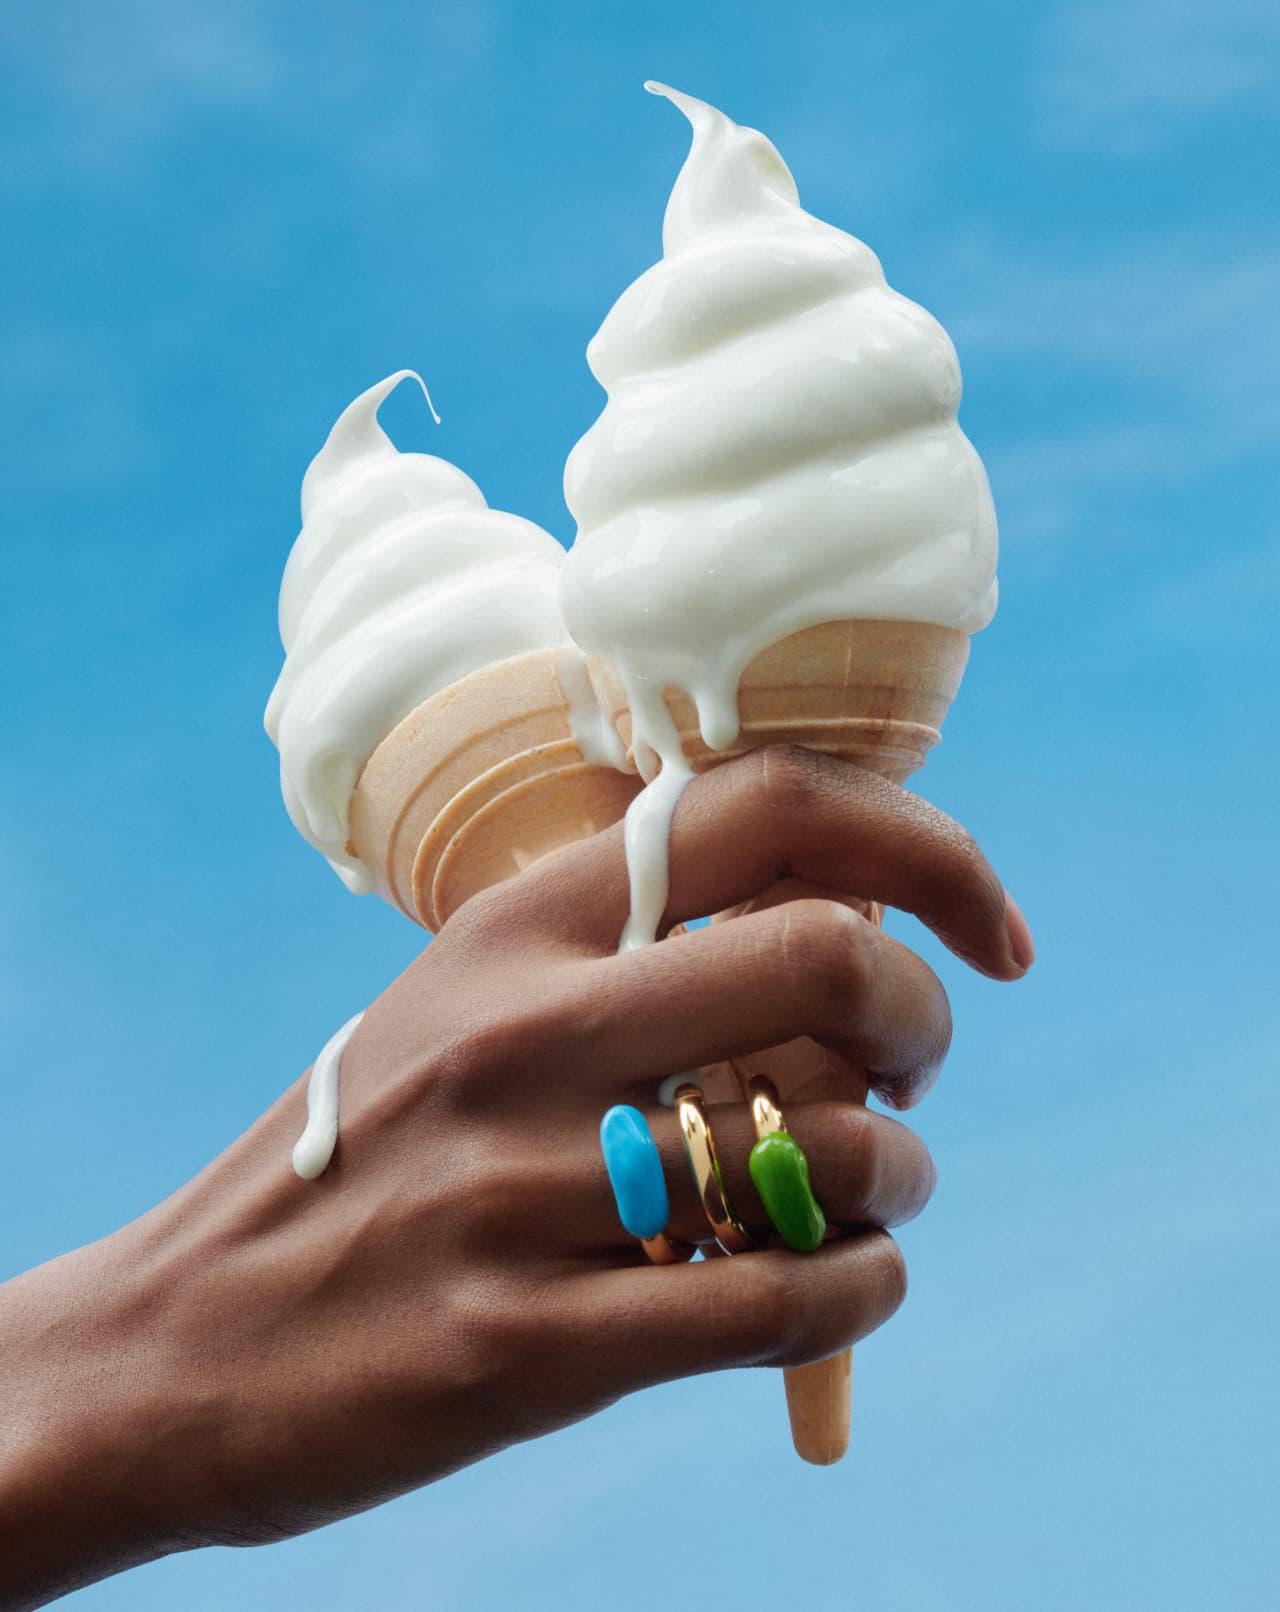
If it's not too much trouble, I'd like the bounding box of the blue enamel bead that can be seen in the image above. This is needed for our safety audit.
[599,1105,670,1240]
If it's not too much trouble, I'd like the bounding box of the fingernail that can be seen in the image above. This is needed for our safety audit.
[1004,893,1036,971]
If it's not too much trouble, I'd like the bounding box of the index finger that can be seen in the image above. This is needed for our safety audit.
[516,745,1032,982]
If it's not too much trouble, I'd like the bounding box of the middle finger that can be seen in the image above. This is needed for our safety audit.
[550,896,952,1110]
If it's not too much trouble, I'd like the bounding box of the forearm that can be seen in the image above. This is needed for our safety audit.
[0,1223,211,1610]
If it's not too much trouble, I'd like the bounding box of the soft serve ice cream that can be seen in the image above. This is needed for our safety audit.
[560,83,997,773]
[265,370,572,893]
[559,84,999,947]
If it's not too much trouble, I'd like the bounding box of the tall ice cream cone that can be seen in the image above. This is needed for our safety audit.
[556,81,997,1464]
[592,617,969,1464]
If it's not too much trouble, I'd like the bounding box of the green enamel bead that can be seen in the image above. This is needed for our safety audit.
[748,1131,826,1254]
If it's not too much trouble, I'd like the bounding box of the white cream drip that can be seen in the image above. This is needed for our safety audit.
[618,749,694,951]
[292,1011,365,1180]
[555,646,632,773]
[265,370,572,892]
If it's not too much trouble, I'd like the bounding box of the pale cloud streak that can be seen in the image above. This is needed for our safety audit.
[898,1019,1280,1446]
[944,230,1279,550]
[952,238,1280,440]
[1144,535,1280,645]
[0,0,495,181]
[1,1,273,176]
[1039,0,1280,152]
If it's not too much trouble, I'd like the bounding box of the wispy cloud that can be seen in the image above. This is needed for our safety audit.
[0,0,495,181]
[952,237,1280,439]
[944,231,1280,548]
[902,1021,1280,1444]
[1039,0,1280,152]
[983,426,1178,545]
[3,317,151,496]
[0,1,272,176]
[1143,535,1280,645]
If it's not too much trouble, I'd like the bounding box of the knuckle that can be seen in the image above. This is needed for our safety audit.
[920,980,954,1081]
[436,883,490,941]
[743,1235,909,1370]
[746,1258,812,1365]
[877,958,954,1110]
[819,1102,881,1212]
[437,981,578,1107]
[459,1015,535,1086]
[871,1234,909,1321]
[473,1160,530,1234]
[942,823,1006,925]
[440,1273,532,1396]
[436,879,513,951]
[755,742,827,815]
[778,900,875,1022]
[453,1145,538,1247]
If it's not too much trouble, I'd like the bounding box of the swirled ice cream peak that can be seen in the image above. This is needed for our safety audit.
[265,370,570,892]
[646,80,802,254]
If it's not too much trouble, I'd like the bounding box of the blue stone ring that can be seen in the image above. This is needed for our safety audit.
[599,1105,694,1265]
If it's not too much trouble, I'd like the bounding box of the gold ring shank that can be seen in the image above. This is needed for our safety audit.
[748,1074,786,1140]
[674,1083,755,1255]
[640,1231,695,1265]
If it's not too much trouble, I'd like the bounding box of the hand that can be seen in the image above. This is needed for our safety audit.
[0,747,1031,1608]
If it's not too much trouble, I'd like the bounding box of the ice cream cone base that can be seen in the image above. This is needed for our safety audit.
[587,618,969,785]
[349,647,641,933]
[784,1350,853,1466]
[708,1016,872,1467]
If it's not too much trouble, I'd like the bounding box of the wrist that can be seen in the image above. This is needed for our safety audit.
[0,1215,220,1607]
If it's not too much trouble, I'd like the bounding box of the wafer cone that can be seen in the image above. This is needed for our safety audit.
[590,618,970,1464]
[348,648,641,932]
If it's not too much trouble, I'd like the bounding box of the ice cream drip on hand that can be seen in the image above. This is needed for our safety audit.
[265,370,572,893]
[559,83,999,949]
[292,1011,364,1180]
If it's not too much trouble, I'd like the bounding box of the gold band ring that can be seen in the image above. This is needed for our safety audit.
[640,1232,696,1265]
[673,1083,755,1255]
[748,1074,787,1139]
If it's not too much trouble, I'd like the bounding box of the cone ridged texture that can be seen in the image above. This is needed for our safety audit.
[588,618,969,783]
[348,648,640,932]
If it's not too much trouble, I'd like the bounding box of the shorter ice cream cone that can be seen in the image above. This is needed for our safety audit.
[349,647,641,932]
[592,619,969,1464]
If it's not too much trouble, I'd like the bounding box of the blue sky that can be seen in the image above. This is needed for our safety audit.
[2,2,1277,1607]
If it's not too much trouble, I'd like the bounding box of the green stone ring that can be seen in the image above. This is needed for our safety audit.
[746,1076,827,1254]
